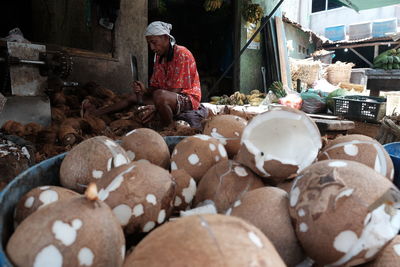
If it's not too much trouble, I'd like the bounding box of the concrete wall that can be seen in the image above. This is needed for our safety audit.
[69,0,148,94]
[284,22,315,59]
[239,0,271,94]
[311,6,399,35]
[281,0,311,28]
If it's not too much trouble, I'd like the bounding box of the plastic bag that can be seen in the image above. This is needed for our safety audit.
[278,93,303,110]
[300,91,326,114]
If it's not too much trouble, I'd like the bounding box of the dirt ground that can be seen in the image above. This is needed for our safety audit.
[348,121,381,139]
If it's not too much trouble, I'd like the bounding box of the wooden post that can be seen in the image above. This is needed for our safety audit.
[275,16,288,87]
[374,45,379,58]
[233,0,241,93]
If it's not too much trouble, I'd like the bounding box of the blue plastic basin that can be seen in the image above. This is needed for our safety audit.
[0,136,185,266]
[384,142,400,189]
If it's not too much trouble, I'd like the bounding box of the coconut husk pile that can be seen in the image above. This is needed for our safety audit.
[0,82,198,162]
[0,135,35,190]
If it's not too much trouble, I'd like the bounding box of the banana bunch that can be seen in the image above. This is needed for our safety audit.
[210,90,266,106]
[242,3,264,24]
[229,91,247,106]
[246,90,264,106]
[204,0,223,12]
[373,48,400,70]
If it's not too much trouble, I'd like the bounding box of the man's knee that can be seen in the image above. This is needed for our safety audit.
[152,89,166,106]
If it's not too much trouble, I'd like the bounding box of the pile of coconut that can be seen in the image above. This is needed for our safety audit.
[0,82,199,164]
[5,106,400,267]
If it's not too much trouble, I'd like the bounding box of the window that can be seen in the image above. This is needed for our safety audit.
[312,0,344,13]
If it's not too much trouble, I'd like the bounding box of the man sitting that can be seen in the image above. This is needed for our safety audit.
[86,21,207,129]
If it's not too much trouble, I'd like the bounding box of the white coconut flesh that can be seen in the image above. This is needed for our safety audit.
[241,110,321,176]
[331,203,400,266]
[321,140,389,178]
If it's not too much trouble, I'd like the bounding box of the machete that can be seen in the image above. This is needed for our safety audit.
[130,55,143,105]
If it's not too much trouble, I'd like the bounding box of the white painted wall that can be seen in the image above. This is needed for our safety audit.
[282,0,400,36]
[281,0,312,29]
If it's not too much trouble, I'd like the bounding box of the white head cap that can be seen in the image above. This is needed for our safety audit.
[145,21,176,46]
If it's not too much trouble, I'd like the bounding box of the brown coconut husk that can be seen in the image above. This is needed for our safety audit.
[51,107,66,123]
[63,95,81,110]
[84,96,106,108]
[40,144,66,158]
[36,127,58,144]
[23,123,43,136]
[1,120,15,134]
[51,92,66,106]
[5,121,25,136]
[83,81,116,99]
[109,119,142,136]
[82,115,106,134]
[58,125,79,146]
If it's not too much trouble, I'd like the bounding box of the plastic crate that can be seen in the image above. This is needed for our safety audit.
[333,95,386,123]
[324,25,346,41]
[348,22,372,40]
[372,18,398,38]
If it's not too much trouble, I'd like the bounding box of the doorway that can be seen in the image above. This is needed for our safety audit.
[148,0,235,100]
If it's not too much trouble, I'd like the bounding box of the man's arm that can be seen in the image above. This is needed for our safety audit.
[91,94,136,116]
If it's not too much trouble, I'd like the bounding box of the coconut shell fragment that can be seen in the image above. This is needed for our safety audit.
[194,160,264,213]
[318,134,394,180]
[170,134,228,182]
[288,160,400,266]
[14,185,79,226]
[203,115,247,158]
[121,128,170,169]
[60,136,130,193]
[231,187,306,266]
[236,106,322,184]
[123,214,285,267]
[7,189,125,267]
[95,161,175,234]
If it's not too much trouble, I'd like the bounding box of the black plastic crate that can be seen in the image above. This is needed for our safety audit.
[333,95,386,123]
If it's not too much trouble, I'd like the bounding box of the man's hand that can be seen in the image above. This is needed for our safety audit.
[138,105,156,124]
[132,81,146,94]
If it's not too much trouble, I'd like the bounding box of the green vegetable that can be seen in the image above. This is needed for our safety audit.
[268,81,287,99]
[326,88,348,112]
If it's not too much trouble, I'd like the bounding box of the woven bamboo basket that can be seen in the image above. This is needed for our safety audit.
[326,62,354,85]
[376,116,400,144]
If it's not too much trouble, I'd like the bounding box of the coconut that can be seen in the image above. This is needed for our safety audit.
[288,160,400,266]
[364,235,400,266]
[170,169,196,211]
[123,214,285,267]
[231,187,305,266]
[94,161,175,234]
[121,128,170,169]
[277,179,296,193]
[7,184,125,267]
[60,136,130,193]
[318,134,394,181]
[170,134,228,182]
[193,160,264,213]
[236,106,322,184]
[203,115,247,158]
[14,185,79,226]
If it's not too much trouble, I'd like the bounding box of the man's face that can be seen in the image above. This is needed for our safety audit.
[146,35,170,56]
